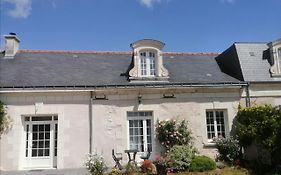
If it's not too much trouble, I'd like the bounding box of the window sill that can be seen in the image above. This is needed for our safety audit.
[203,142,216,148]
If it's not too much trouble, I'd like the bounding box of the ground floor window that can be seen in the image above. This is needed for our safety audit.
[206,110,226,141]
[127,111,152,152]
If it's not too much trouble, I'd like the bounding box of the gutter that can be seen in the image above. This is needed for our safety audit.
[0,82,248,93]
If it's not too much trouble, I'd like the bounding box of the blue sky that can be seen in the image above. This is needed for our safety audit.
[1,0,281,52]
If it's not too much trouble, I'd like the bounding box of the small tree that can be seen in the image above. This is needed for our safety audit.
[0,101,12,138]
[235,104,281,167]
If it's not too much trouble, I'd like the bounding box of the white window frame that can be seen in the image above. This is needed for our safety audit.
[206,110,227,142]
[278,48,281,73]
[139,51,156,77]
[127,111,153,152]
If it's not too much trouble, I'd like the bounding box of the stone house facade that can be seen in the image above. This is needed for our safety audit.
[0,34,280,170]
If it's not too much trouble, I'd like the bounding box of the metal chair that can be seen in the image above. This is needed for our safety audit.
[112,149,123,170]
[140,147,151,160]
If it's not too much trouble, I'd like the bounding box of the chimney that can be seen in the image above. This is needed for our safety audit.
[4,33,20,58]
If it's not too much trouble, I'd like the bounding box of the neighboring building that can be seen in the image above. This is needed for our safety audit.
[0,34,280,171]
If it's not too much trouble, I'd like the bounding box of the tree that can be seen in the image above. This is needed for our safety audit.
[235,104,281,167]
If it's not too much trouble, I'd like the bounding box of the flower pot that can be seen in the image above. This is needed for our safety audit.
[155,164,167,175]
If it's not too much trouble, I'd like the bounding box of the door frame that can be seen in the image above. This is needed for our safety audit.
[23,115,58,169]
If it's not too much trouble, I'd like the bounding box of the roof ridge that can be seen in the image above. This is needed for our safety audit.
[18,49,220,56]
[162,52,220,56]
[18,50,132,54]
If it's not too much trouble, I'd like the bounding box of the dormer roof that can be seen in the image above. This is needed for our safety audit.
[130,39,165,50]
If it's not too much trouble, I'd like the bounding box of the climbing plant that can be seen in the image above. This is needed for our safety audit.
[0,100,11,138]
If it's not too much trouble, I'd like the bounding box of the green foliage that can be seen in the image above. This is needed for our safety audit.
[235,104,281,166]
[167,145,197,171]
[85,153,107,175]
[236,105,281,149]
[108,167,121,175]
[0,101,12,137]
[215,137,240,163]
[189,155,216,172]
[124,162,139,175]
[155,118,192,150]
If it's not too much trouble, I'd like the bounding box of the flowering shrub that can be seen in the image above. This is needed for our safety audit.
[155,118,192,150]
[167,145,197,171]
[215,137,240,164]
[85,153,107,175]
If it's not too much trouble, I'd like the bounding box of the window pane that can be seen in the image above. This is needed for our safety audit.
[32,149,37,157]
[33,125,38,132]
[32,116,52,121]
[54,116,58,121]
[39,133,44,139]
[39,141,44,148]
[38,149,44,156]
[32,141,38,148]
[33,133,38,140]
[45,141,50,148]
[45,149,50,156]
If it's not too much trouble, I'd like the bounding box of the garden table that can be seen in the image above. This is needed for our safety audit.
[124,149,138,167]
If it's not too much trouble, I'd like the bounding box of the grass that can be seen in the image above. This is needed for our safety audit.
[130,167,251,175]
[168,167,251,175]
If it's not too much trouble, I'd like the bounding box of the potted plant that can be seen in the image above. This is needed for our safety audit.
[153,155,170,175]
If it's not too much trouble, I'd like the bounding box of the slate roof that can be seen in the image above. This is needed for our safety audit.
[0,50,241,89]
[216,42,281,82]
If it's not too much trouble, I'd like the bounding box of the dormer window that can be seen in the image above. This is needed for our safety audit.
[140,51,156,76]
[268,38,281,77]
[128,39,169,81]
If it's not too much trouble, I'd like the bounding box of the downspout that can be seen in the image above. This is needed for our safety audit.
[245,82,251,107]
[89,91,93,153]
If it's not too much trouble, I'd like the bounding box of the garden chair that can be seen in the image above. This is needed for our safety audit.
[112,149,123,170]
[140,147,151,160]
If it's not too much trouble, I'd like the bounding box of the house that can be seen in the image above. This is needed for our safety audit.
[0,34,280,171]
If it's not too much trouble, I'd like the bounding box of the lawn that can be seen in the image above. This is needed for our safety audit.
[129,167,251,175]
[168,167,250,175]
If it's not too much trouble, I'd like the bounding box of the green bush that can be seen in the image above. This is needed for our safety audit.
[155,118,192,150]
[235,105,281,167]
[167,145,197,171]
[215,137,240,163]
[189,156,216,172]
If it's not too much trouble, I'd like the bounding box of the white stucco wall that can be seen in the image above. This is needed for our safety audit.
[0,92,90,170]
[0,87,242,171]
[91,89,241,166]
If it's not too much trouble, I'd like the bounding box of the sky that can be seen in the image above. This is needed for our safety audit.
[0,0,281,52]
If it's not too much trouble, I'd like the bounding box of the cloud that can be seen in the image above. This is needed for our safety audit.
[138,0,162,8]
[2,0,32,18]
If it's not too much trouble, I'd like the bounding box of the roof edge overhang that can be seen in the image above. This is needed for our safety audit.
[0,82,247,93]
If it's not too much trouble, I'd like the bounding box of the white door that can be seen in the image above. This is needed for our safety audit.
[24,116,58,169]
